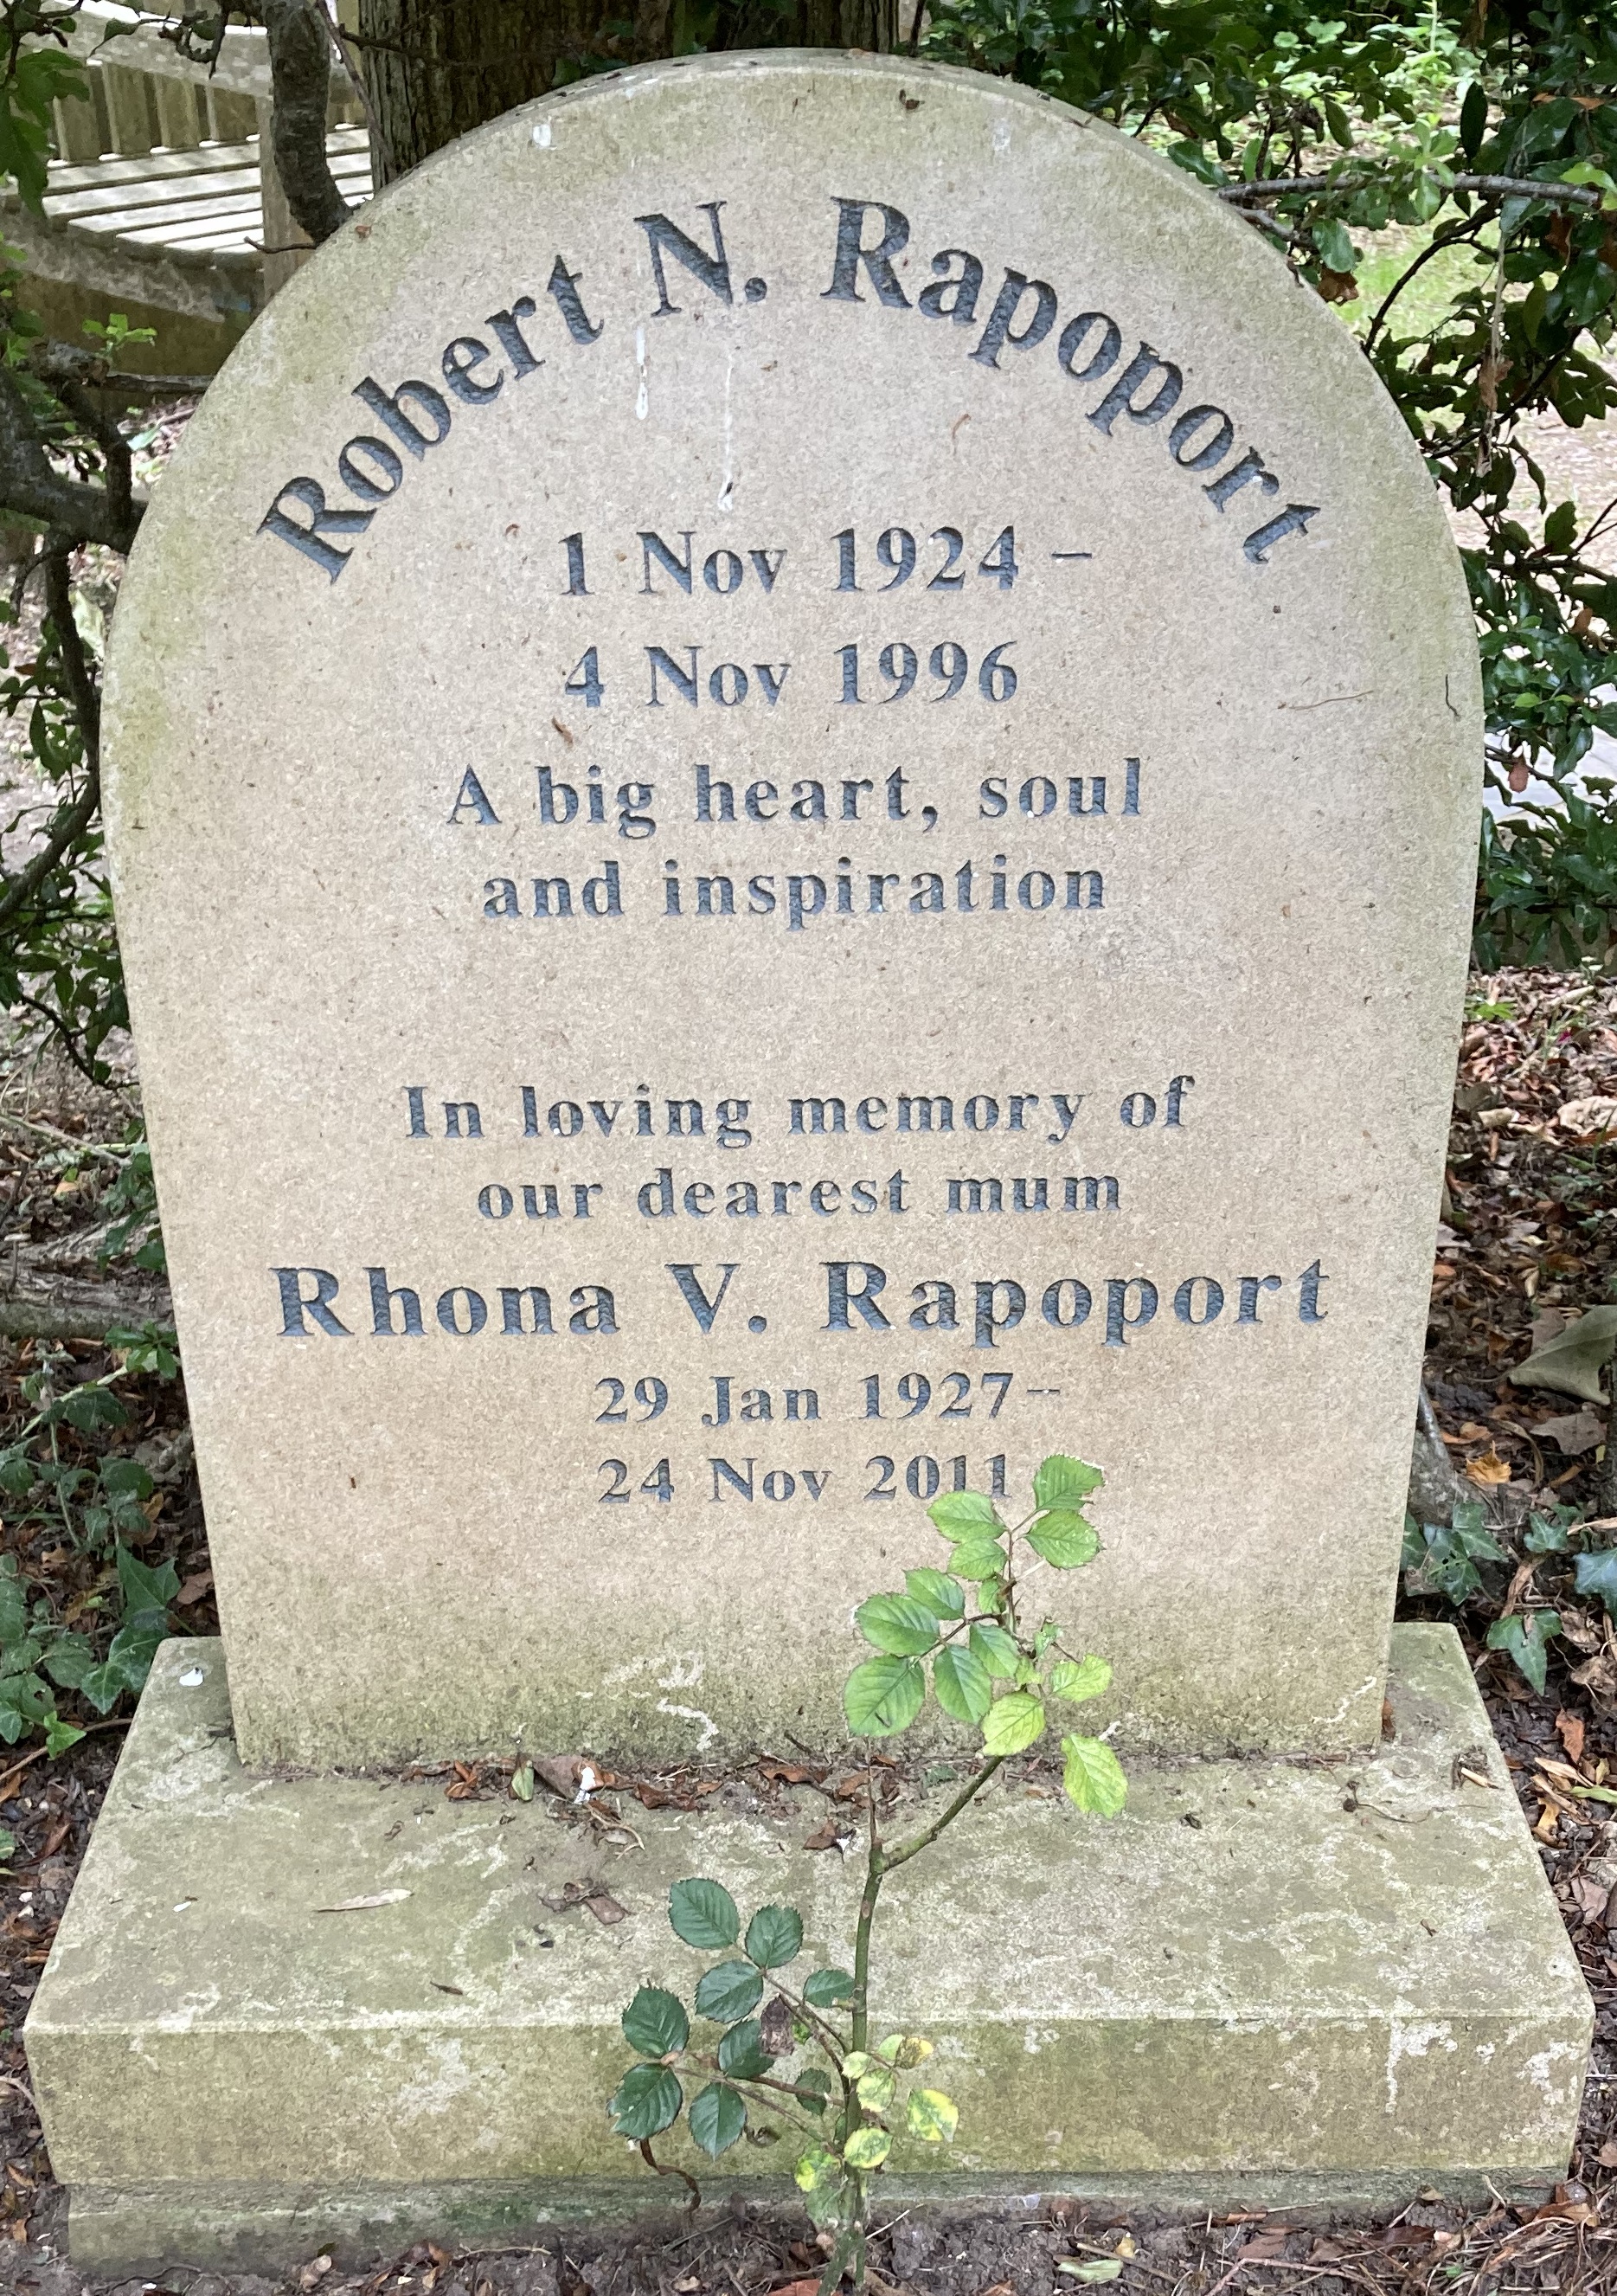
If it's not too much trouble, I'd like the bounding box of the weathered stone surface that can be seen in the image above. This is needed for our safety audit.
[102,55,1480,1769]
[26,1629,1590,2267]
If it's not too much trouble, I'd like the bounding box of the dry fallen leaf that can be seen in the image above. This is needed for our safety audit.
[1465,1448,1512,1485]
[804,1817,849,1852]
[1556,1709,1587,1765]
[1537,1410,1606,1456]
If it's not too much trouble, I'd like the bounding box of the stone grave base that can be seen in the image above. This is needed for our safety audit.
[26,1628,1591,2273]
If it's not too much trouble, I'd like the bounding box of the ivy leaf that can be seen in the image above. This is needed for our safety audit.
[1032,1456,1103,1509]
[843,2126,891,2171]
[844,1655,925,1736]
[689,2081,747,2157]
[744,1904,803,1970]
[40,1633,95,1689]
[1049,1655,1112,1704]
[694,1960,763,2024]
[981,1690,1046,1756]
[906,2087,959,2144]
[855,1593,942,1657]
[904,1568,965,1619]
[0,1566,27,1647]
[1485,1611,1562,1695]
[669,1877,739,1950]
[607,2062,682,2139]
[928,1489,1000,1535]
[803,1967,856,2008]
[968,1622,1020,1678]
[933,1643,993,1723]
[621,1985,689,2059]
[1575,1549,1617,1621]
[1027,1511,1100,1569]
[1062,1733,1127,1817]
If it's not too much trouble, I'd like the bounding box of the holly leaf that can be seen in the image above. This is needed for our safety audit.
[844,1655,925,1736]
[669,1877,739,1949]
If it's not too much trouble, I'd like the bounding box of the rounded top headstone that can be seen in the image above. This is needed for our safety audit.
[105,55,1479,1769]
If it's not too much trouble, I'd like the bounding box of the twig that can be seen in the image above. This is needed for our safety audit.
[1219,171,1602,207]
[0,1715,130,1798]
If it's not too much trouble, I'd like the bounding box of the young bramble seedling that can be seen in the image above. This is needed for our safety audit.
[608,1453,1125,2290]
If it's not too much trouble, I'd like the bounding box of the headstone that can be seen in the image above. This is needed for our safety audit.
[29,62,1591,2265]
[103,52,1480,1772]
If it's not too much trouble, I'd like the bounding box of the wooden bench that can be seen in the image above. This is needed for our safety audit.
[4,3,370,364]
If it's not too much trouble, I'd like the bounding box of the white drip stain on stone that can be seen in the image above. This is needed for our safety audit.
[635,325,649,420]
[657,1698,718,1750]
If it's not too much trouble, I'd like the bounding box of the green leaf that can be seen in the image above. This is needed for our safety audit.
[928,1489,1000,1535]
[42,1714,84,1759]
[1310,216,1357,276]
[796,2067,836,2115]
[1460,79,1487,162]
[1032,1456,1103,1509]
[1062,1733,1127,1818]
[40,1633,95,1689]
[621,1984,689,2058]
[0,1568,28,1646]
[0,1829,14,1861]
[669,1877,740,1949]
[981,1690,1046,1756]
[906,2087,959,2144]
[856,2066,896,2111]
[744,1903,803,1969]
[1575,1549,1617,1621]
[59,1384,128,1433]
[855,1594,941,1657]
[842,2126,891,2171]
[114,1542,178,1622]
[946,1539,1007,1581]
[933,1643,993,1723]
[1509,1307,1617,1405]
[607,2061,683,2139]
[844,1655,925,1737]
[904,1568,964,1619]
[794,2145,840,2193]
[1058,2262,1123,2283]
[1485,1611,1562,1695]
[717,2017,772,2081]
[839,2053,877,2079]
[1049,1655,1112,1704]
[510,1762,535,1802]
[99,1457,153,1502]
[1027,1511,1100,1569]
[695,1959,764,2023]
[803,1967,856,2008]
[689,2081,747,2157]
[968,1622,1020,1679]
[876,2034,932,2068]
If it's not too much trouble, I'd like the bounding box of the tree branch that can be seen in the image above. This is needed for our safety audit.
[0,550,100,938]
[1220,171,1602,209]
[261,0,351,245]
[0,373,141,555]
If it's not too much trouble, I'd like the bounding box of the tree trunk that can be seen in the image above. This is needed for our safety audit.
[358,0,904,185]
